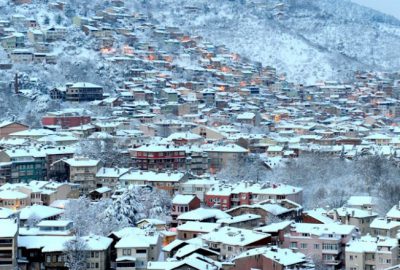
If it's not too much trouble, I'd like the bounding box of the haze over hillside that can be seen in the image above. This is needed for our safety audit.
[351,0,400,19]
[139,0,400,83]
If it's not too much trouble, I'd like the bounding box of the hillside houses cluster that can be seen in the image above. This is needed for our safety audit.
[2,0,400,165]
[3,179,400,270]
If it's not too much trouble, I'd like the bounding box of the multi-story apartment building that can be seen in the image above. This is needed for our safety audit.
[328,207,378,235]
[115,230,162,270]
[0,148,47,183]
[95,167,129,190]
[171,194,201,227]
[63,157,102,194]
[65,82,104,102]
[130,144,187,171]
[42,235,112,270]
[370,218,400,238]
[119,170,187,196]
[345,235,398,270]
[202,143,248,173]
[45,147,75,180]
[232,246,309,270]
[205,182,303,210]
[0,219,18,270]
[201,227,271,260]
[0,189,29,210]
[41,109,91,129]
[282,223,359,270]
[179,178,218,202]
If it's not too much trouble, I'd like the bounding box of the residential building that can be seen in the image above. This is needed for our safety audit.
[171,194,201,227]
[232,246,309,270]
[201,227,271,260]
[345,235,398,270]
[282,223,359,269]
[65,82,104,102]
[0,218,18,270]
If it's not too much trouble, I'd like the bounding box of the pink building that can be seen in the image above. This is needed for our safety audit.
[232,246,309,270]
[282,223,359,270]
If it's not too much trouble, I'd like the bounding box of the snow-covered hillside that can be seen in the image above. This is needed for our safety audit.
[138,0,400,83]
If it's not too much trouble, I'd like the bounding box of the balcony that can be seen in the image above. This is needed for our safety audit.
[324,260,341,266]
[321,249,340,255]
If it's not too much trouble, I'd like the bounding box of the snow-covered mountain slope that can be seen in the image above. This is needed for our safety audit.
[142,0,400,83]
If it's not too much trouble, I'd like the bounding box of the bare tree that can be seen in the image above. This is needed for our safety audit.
[63,237,88,270]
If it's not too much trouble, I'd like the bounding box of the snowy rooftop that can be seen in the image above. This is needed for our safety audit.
[0,190,28,200]
[346,235,398,253]
[201,143,248,153]
[304,208,335,224]
[19,205,64,220]
[133,144,186,152]
[96,167,129,178]
[177,208,230,221]
[177,221,221,233]
[115,232,159,248]
[120,170,185,182]
[207,182,302,197]
[202,227,270,246]
[9,128,54,137]
[0,207,16,218]
[0,219,18,237]
[370,218,400,230]
[234,246,306,266]
[289,223,356,237]
[387,205,400,219]
[255,220,293,233]
[347,195,376,207]
[217,214,261,224]
[333,207,378,219]
[64,157,100,167]
[70,82,103,89]
[172,194,196,205]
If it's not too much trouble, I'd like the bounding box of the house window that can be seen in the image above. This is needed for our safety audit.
[136,249,147,254]
[322,243,338,250]
[300,243,307,249]
[290,242,297,248]
[122,249,131,255]
[314,244,319,249]
[227,246,232,251]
